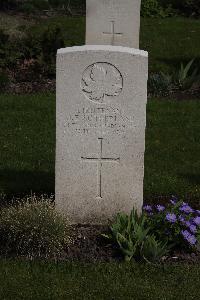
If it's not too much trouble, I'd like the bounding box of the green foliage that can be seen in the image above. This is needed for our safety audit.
[104,210,168,263]
[162,0,200,17]
[0,0,86,14]
[141,0,175,17]
[40,25,65,67]
[148,59,200,95]
[0,24,65,80]
[148,72,173,96]
[142,235,169,263]
[19,2,36,14]
[173,59,200,90]
[0,197,71,258]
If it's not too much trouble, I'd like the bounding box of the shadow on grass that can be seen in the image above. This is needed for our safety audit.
[0,168,54,198]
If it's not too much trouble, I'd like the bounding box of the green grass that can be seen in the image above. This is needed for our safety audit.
[0,259,199,299]
[28,16,200,73]
[0,93,55,195]
[0,94,200,202]
[140,17,200,72]
[145,99,200,202]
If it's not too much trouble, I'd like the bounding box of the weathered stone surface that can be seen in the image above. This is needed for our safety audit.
[56,45,148,224]
[86,0,141,48]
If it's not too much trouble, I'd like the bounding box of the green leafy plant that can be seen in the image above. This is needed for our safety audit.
[148,59,200,95]
[148,72,173,96]
[0,197,71,258]
[103,210,168,262]
[142,235,168,263]
[173,59,200,90]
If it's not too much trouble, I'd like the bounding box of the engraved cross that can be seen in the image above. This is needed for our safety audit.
[81,138,120,199]
[103,21,123,45]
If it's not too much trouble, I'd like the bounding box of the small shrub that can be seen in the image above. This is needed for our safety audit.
[103,209,169,262]
[148,72,173,96]
[148,59,200,95]
[0,198,71,258]
[40,25,65,76]
[41,25,65,61]
[162,0,200,17]
[173,59,200,91]
[141,0,175,17]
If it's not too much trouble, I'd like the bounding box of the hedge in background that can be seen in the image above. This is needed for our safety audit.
[0,0,199,17]
[160,0,200,17]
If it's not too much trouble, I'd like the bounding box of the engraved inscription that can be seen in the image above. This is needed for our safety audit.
[81,138,120,199]
[65,107,135,136]
[81,62,123,104]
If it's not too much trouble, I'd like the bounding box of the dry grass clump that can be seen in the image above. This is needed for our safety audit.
[0,196,71,258]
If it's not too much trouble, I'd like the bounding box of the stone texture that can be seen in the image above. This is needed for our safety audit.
[86,0,141,48]
[56,45,148,224]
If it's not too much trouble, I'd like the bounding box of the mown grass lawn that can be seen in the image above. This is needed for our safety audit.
[0,93,200,203]
[0,259,199,300]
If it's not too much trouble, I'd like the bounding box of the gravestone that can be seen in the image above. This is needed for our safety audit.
[86,0,141,48]
[56,45,148,224]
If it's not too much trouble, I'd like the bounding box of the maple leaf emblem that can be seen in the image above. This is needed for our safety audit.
[81,63,123,103]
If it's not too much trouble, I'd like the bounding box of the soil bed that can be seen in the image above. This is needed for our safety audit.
[64,225,200,264]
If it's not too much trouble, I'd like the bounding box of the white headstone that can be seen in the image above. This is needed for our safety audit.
[56,45,148,224]
[86,0,141,48]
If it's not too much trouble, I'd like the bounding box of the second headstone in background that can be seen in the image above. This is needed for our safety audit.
[86,0,141,48]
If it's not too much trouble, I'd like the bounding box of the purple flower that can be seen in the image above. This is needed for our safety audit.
[179,204,193,214]
[181,230,197,245]
[189,224,197,233]
[170,196,178,205]
[156,205,165,212]
[166,213,177,223]
[185,220,191,227]
[193,216,200,226]
[196,210,200,215]
[178,215,185,223]
[143,205,152,212]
